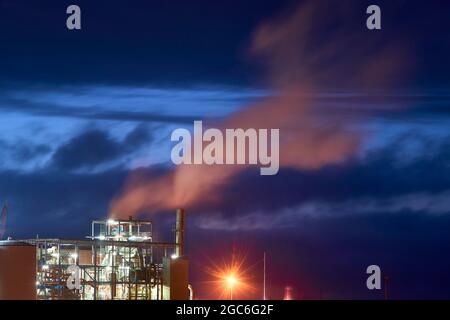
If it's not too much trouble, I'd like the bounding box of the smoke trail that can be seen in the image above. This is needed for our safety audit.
[110,1,412,217]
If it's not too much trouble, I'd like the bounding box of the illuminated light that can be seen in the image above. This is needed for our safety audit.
[98,235,106,240]
[224,274,240,300]
[42,265,49,270]
[283,286,294,300]
[70,253,78,259]
[171,254,179,259]
[36,281,40,286]
[107,219,116,225]
[51,252,59,258]
[205,250,254,300]
[226,275,237,288]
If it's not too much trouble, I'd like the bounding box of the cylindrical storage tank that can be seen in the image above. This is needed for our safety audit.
[0,241,36,300]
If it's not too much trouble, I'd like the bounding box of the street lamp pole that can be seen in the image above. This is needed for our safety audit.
[263,252,266,300]
[227,275,236,300]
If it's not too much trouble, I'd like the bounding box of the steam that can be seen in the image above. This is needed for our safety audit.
[110,1,411,217]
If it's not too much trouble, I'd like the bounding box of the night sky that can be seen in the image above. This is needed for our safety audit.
[1,0,450,299]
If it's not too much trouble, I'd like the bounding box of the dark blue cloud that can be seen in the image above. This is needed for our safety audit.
[52,125,152,170]
[0,140,50,163]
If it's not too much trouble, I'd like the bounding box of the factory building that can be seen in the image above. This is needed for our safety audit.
[0,209,190,300]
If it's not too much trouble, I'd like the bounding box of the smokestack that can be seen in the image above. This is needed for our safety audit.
[175,208,185,257]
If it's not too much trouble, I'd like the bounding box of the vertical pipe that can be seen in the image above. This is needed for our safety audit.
[161,273,164,300]
[156,269,159,300]
[111,244,115,299]
[263,252,266,300]
[384,276,389,300]
[93,244,97,300]
[128,245,131,300]
[175,208,185,257]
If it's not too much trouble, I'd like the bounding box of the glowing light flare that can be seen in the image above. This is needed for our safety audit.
[204,250,255,300]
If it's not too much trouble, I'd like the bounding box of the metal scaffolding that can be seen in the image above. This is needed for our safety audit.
[27,216,185,300]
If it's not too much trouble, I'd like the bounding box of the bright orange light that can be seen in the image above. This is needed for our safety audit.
[203,249,255,300]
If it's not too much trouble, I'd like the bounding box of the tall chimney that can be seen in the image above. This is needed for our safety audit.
[175,208,185,257]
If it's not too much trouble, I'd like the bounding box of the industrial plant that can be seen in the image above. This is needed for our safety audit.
[0,209,191,300]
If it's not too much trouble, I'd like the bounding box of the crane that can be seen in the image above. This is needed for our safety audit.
[0,201,7,239]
